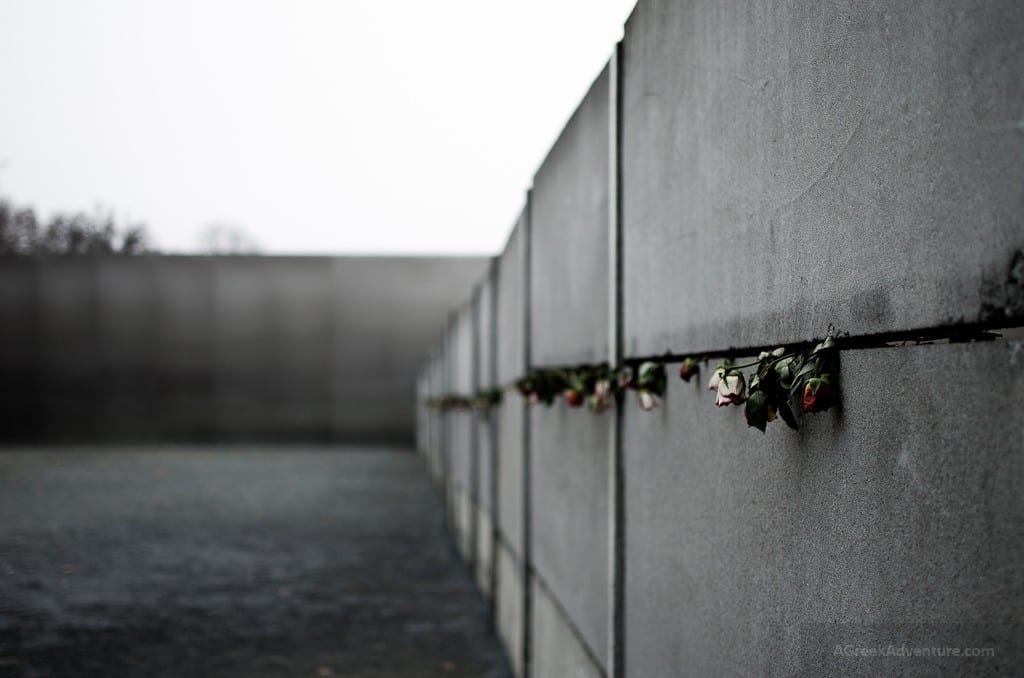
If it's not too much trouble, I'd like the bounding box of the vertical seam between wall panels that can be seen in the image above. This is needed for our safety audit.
[608,40,626,678]
[442,316,454,535]
[489,259,501,625]
[469,289,480,577]
[522,192,534,678]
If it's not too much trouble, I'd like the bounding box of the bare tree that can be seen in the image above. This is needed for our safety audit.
[197,223,260,255]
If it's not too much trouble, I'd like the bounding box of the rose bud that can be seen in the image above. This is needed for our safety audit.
[588,393,611,414]
[594,379,612,399]
[714,372,746,407]
[617,366,635,390]
[564,389,585,408]
[707,366,726,392]
[529,392,540,405]
[638,390,659,411]
[801,377,835,413]
[678,357,700,382]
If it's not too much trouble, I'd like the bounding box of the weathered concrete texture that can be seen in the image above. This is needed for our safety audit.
[622,341,1023,676]
[531,578,604,678]
[495,397,525,559]
[495,541,525,678]
[529,403,610,670]
[0,447,512,678]
[620,0,1024,357]
[530,64,611,368]
[496,218,527,386]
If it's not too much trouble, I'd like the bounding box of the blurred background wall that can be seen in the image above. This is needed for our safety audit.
[0,255,487,445]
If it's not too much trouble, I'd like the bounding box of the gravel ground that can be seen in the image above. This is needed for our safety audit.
[0,446,511,678]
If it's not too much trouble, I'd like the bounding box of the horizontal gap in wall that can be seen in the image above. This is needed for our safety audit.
[426,322,1023,397]
[624,320,1024,367]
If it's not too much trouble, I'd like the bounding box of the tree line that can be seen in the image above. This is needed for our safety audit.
[0,198,149,255]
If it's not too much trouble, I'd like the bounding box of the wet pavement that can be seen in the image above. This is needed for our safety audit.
[0,446,511,678]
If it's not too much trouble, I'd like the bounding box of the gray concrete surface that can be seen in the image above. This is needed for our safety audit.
[530,578,602,678]
[494,543,524,678]
[622,341,1023,676]
[0,446,512,678]
[495,399,525,561]
[0,255,487,445]
[620,0,1024,358]
[495,220,527,386]
[530,64,611,368]
[528,403,610,669]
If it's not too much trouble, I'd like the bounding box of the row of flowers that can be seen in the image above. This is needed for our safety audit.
[426,337,839,433]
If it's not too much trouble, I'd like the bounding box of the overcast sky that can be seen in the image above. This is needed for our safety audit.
[0,0,636,255]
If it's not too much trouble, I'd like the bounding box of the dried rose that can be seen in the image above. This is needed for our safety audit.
[678,357,700,382]
[801,377,835,413]
[564,389,585,408]
[714,371,746,407]
[638,390,659,411]
[707,366,727,392]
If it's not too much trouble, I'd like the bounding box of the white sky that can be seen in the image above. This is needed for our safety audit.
[0,0,636,255]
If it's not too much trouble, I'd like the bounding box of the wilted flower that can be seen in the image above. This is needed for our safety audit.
[707,366,726,392]
[802,377,835,413]
[714,371,746,407]
[678,357,700,382]
[638,390,659,411]
[617,366,635,390]
[564,389,585,408]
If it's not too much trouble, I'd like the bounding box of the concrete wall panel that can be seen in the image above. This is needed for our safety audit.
[0,255,486,444]
[621,0,1024,357]
[327,256,486,444]
[531,578,604,678]
[623,340,1023,676]
[34,259,97,440]
[530,65,611,367]
[529,403,610,668]
[152,257,215,440]
[475,507,494,599]
[496,218,527,385]
[94,258,159,439]
[496,541,525,678]
[0,259,37,439]
[496,396,525,558]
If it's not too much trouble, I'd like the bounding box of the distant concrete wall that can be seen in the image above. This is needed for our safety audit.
[0,255,487,445]
[420,1,1024,676]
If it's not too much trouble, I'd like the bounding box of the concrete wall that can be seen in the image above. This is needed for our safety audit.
[620,0,1024,357]
[474,272,498,599]
[0,254,487,445]
[419,1,1024,676]
[527,65,614,673]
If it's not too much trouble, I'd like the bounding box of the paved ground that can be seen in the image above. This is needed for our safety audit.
[0,447,512,678]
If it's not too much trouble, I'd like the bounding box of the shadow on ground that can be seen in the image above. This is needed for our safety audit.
[0,446,512,678]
